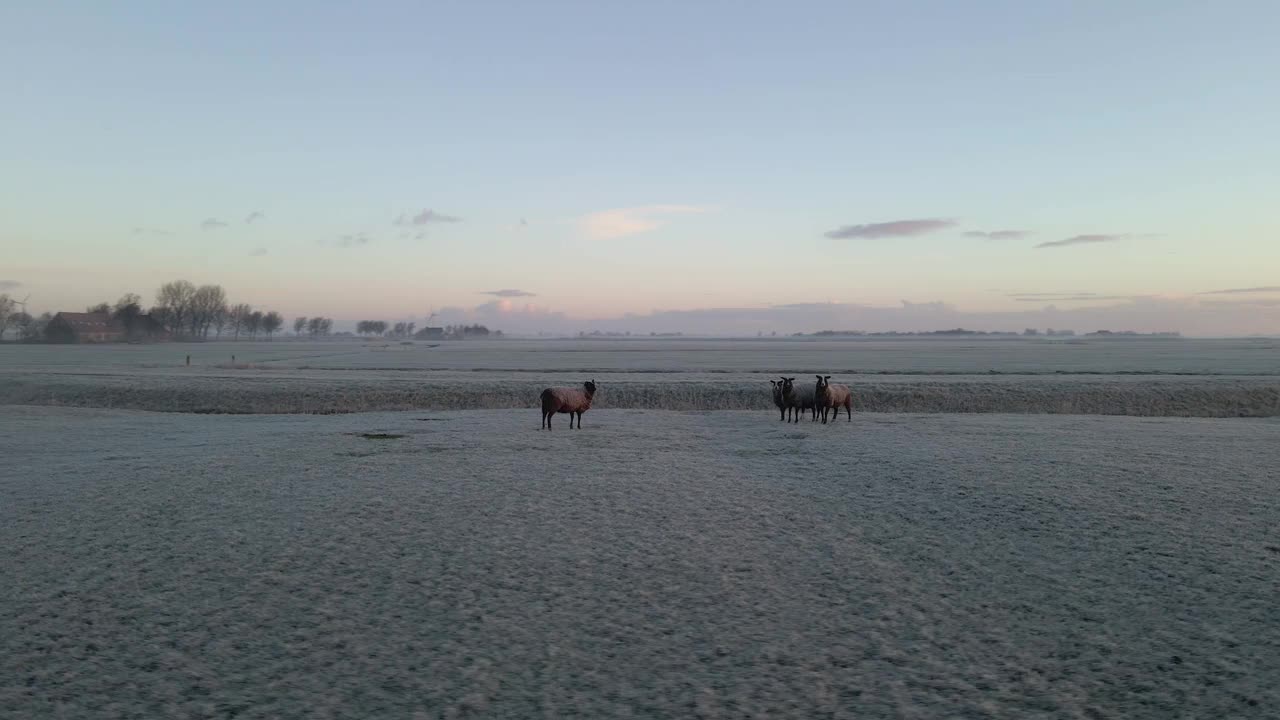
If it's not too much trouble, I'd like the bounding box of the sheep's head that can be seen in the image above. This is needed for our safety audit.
[816,375,832,395]
[781,377,796,395]
[584,379,597,395]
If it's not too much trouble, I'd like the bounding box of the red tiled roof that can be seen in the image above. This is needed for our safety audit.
[52,312,125,336]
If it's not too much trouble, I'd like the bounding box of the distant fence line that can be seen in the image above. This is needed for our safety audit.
[2,376,1277,417]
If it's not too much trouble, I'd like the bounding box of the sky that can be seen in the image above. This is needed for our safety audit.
[2,1,1278,335]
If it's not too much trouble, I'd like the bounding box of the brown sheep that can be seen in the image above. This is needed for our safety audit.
[540,380,597,430]
[815,375,853,423]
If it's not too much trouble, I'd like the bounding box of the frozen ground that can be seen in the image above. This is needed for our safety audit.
[3,406,1278,718]
[2,338,1278,416]
[4,337,1280,374]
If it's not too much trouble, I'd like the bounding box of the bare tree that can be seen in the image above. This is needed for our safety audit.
[228,304,252,340]
[0,294,15,340]
[307,317,323,337]
[112,294,145,340]
[320,318,333,336]
[212,306,229,339]
[262,311,283,339]
[294,316,307,336]
[11,312,34,340]
[189,285,227,339]
[245,310,264,339]
[86,302,112,314]
[155,280,197,337]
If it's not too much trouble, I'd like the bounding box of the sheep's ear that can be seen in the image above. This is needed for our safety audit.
[825,375,831,380]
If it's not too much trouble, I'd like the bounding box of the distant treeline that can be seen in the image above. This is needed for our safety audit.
[0,281,335,343]
[799,328,1021,337]
[575,331,684,338]
[356,321,497,340]
[797,328,1180,338]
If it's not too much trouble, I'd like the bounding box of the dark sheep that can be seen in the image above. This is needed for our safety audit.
[769,378,788,421]
[540,380,597,430]
[780,377,818,423]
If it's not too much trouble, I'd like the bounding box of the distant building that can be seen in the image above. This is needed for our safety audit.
[46,312,126,343]
[419,327,444,339]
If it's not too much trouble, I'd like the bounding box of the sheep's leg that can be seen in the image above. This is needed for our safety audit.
[576,411,583,429]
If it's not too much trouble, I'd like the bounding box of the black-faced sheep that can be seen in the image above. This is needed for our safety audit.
[770,379,788,421]
[780,377,818,423]
[815,375,853,423]
[540,380,597,430]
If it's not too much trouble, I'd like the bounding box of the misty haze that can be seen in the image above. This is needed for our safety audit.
[2,2,1278,719]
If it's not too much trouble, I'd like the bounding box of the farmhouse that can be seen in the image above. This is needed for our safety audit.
[45,312,126,343]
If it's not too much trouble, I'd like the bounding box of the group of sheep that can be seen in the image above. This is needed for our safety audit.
[770,376,854,424]
[539,376,853,430]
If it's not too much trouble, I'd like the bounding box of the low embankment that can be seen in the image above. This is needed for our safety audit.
[2,373,1278,417]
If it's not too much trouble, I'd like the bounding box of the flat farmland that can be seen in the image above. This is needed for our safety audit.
[2,338,1277,416]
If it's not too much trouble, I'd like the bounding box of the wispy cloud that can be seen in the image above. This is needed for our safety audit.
[1011,294,1139,302]
[245,211,265,224]
[249,247,268,257]
[824,218,956,240]
[1198,286,1280,295]
[0,280,22,291]
[1201,297,1280,307]
[963,229,1032,240]
[133,227,173,236]
[396,209,462,226]
[1007,292,1095,298]
[579,205,710,240]
[481,289,537,298]
[321,233,372,248]
[200,218,229,231]
[1035,234,1122,249]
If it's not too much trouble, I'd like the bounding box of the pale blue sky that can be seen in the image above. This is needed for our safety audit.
[3,1,1278,333]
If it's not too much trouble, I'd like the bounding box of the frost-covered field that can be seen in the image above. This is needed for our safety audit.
[2,338,1279,416]
[4,336,1280,374]
[2,406,1278,718]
